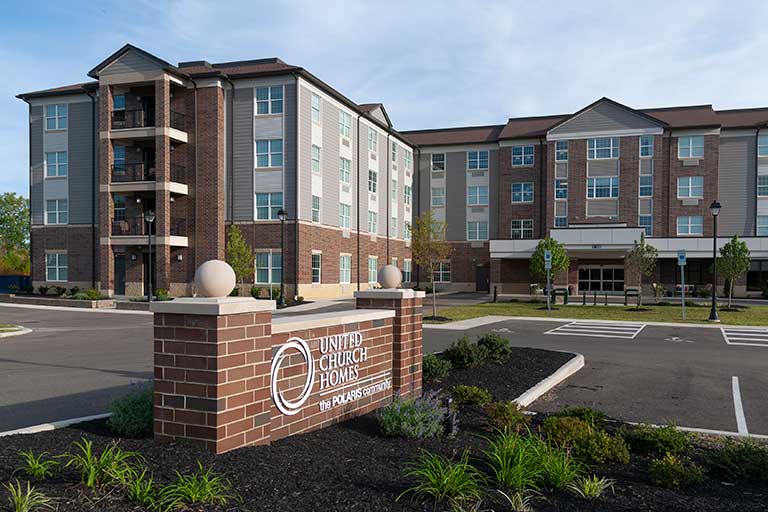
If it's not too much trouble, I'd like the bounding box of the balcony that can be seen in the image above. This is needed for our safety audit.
[112,163,155,183]
[109,163,188,195]
[110,217,188,247]
[112,109,154,130]
[109,109,188,144]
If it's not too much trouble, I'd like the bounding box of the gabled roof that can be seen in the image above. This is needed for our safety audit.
[87,43,185,79]
[640,104,720,129]
[17,81,98,100]
[358,103,392,128]
[401,124,505,146]
[498,114,568,140]
[546,97,668,135]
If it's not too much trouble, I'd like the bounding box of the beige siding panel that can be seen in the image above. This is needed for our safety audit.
[555,162,568,178]
[718,135,755,236]
[640,159,654,175]
[639,199,652,216]
[549,101,661,137]
[586,200,618,217]
[555,201,567,216]
[587,159,619,176]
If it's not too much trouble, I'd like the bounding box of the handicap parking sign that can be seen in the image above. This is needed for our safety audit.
[677,250,686,266]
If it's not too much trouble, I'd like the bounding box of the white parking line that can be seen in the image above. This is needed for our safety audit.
[732,376,749,435]
[721,327,768,347]
[544,321,646,340]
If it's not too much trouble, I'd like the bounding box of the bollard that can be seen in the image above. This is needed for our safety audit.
[604,292,608,306]
[593,291,597,305]
[582,292,587,306]
[493,285,498,303]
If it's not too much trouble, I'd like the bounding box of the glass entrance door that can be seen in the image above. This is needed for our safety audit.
[578,265,624,293]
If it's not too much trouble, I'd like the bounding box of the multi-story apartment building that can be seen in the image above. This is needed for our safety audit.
[404,98,768,297]
[17,44,415,299]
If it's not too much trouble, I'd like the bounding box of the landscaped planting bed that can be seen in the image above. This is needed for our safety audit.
[1,337,766,511]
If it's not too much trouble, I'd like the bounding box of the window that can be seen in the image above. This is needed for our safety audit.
[339,203,351,228]
[758,216,768,236]
[639,215,653,236]
[431,187,445,207]
[113,194,126,221]
[339,157,351,184]
[510,219,534,239]
[555,216,568,228]
[747,260,768,291]
[404,185,412,205]
[311,253,322,284]
[339,255,352,284]
[555,179,568,199]
[368,169,378,193]
[390,216,397,237]
[677,176,704,198]
[255,86,283,115]
[368,211,377,233]
[467,150,489,170]
[255,251,282,284]
[46,199,68,225]
[467,186,489,206]
[255,192,283,220]
[391,142,397,163]
[368,256,378,283]
[433,262,451,283]
[587,137,620,159]
[391,179,397,202]
[678,136,704,159]
[311,145,321,173]
[405,151,412,169]
[758,175,768,196]
[45,253,67,282]
[555,141,568,162]
[113,146,126,172]
[639,175,653,197]
[368,128,378,152]
[45,104,67,130]
[587,177,619,198]
[45,151,68,177]
[339,111,351,138]
[759,136,768,157]
[403,260,412,283]
[511,182,534,203]
[311,94,321,123]
[640,135,654,157]
[311,195,321,222]
[255,139,283,167]
[467,221,488,241]
[431,153,445,171]
[677,216,704,235]
[113,95,125,111]
[404,221,411,241]
[511,145,534,166]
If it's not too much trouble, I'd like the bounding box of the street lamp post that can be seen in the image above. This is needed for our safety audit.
[708,200,721,322]
[277,209,287,307]
[144,210,156,303]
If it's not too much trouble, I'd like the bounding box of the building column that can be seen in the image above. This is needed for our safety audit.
[155,78,172,291]
[98,84,114,296]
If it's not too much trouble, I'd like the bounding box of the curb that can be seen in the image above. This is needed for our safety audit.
[0,413,112,438]
[0,302,150,315]
[514,352,585,408]
[0,327,32,339]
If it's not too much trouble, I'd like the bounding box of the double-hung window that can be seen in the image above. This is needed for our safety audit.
[368,169,378,193]
[467,186,488,206]
[467,221,488,241]
[587,177,619,198]
[46,199,68,225]
[311,253,322,284]
[390,216,397,237]
[757,175,768,196]
[433,262,451,283]
[403,260,412,282]
[311,94,321,123]
[256,139,283,167]
[46,104,67,130]
[640,135,654,157]
[45,151,68,177]
[511,145,534,166]
[467,150,489,170]
[339,203,351,228]
[511,182,534,203]
[113,194,126,221]
[677,176,704,198]
[255,192,283,220]
[405,151,412,169]
[511,219,534,239]
[587,137,619,159]
[311,145,321,173]
[431,187,445,207]
[431,153,445,171]
[391,179,397,203]
[368,210,377,233]
[255,86,282,114]
[639,215,653,236]
[255,251,282,284]
[113,146,126,173]
[639,175,653,197]
[339,255,352,284]
[339,111,351,138]
[555,179,568,199]
[758,216,768,236]
[677,216,704,236]
[339,157,351,183]
[555,141,568,161]
[404,221,411,241]
[404,185,412,206]
[311,195,321,222]
[368,128,378,152]
[555,216,568,228]
[759,136,768,157]
[368,256,378,283]
[678,136,704,158]
[45,253,67,282]
[391,142,397,163]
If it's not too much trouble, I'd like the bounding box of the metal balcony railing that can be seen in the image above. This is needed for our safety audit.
[112,109,155,129]
[111,217,187,238]
[112,163,156,182]
[170,111,188,131]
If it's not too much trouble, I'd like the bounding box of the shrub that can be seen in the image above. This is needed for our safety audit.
[69,286,81,296]
[552,406,606,430]
[707,439,768,482]
[3,480,53,512]
[656,301,671,306]
[398,450,484,505]
[378,393,446,439]
[649,453,704,489]
[541,448,582,490]
[452,385,492,407]
[126,468,157,508]
[296,296,304,303]
[496,490,536,512]
[485,401,530,433]
[271,288,280,300]
[250,286,262,299]
[483,430,546,491]
[573,430,630,464]
[229,287,240,296]
[422,353,451,382]
[542,416,591,447]
[155,289,170,301]
[17,450,59,480]
[621,424,691,455]
[157,461,238,511]
[476,333,511,360]
[567,475,615,499]
[442,336,489,369]
[52,286,66,297]
[108,385,154,438]
[64,438,139,489]
[37,286,49,296]
[84,288,103,300]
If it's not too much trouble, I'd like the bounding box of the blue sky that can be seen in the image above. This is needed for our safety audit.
[3,0,768,197]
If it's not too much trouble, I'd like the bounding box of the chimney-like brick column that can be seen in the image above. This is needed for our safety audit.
[354,289,425,398]
[151,297,276,454]
[154,78,172,291]
[98,84,114,296]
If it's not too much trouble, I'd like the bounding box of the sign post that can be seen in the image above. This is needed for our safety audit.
[678,250,687,320]
[544,250,552,313]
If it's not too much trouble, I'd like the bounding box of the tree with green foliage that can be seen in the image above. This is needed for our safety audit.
[625,233,658,307]
[225,225,254,294]
[529,238,569,290]
[411,210,452,319]
[0,193,30,275]
[718,235,751,309]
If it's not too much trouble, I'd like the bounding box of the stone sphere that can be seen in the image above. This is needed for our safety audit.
[378,264,403,289]
[194,260,236,298]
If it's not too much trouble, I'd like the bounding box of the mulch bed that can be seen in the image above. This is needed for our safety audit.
[0,347,766,511]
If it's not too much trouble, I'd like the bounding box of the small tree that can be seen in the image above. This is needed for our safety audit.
[718,235,751,309]
[411,210,452,319]
[0,193,30,275]
[529,238,569,290]
[226,225,254,294]
[625,233,657,307]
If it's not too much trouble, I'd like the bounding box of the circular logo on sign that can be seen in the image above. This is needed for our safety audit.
[270,337,315,416]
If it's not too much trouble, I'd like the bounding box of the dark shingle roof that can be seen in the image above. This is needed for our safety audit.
[17,81,97,100]
[639,105,720,129]
[401,124,505,146]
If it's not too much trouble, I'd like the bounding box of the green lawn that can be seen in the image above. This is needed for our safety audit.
[430,301,768,326]
[0,324,19,332]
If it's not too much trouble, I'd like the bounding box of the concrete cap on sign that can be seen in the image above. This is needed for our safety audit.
[378,264,403,289]
[194,260,236,298]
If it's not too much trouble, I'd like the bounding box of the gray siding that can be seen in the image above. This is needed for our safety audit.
[30,106,44,225]
[718,135,756,236]
[549,101,661,137]
[357,121,369,232]
[488,150,499,239]
[445,152,467,240]
[68,101,95,224]
[586,199,618,217]
[587,159,619,176]
[232,87,254,221]
[321,97,341,227]
[378,132,388,236]
[297,85,312,221]
[283,82,297,219]
[417,153,430,217]
[100,51,160,76]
